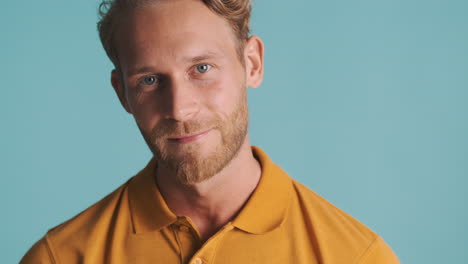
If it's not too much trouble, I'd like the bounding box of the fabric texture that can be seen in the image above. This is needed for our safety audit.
[20,146,400,264]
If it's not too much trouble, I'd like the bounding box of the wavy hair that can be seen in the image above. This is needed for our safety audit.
[97,0,252,69]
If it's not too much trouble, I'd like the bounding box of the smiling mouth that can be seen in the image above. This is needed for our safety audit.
[167,129,212,144]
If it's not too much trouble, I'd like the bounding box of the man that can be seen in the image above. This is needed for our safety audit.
[21,0,400,263]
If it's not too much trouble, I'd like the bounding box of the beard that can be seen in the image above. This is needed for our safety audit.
[138,87,249,185]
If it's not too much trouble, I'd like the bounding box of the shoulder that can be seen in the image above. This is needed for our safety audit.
[290,179,375,237]
[49,179,131,252]
[20,178,132,263]
[357,235,401,264]
[291,180,366,220]
[287,179,400,263]
[20,236,55,264]
[49,178,130,234]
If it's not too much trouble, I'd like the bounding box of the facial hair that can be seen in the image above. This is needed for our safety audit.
[139,87,249,185]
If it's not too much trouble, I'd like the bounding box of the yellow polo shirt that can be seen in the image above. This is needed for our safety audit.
[21,146,399,264]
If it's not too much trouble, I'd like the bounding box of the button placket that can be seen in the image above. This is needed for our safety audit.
[188,223,234,264]
[179,225,190,232]
[192,257,203,264]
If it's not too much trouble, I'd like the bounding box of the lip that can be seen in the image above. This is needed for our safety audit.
[168,129,212,144]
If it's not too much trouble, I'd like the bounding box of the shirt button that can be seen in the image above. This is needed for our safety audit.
[179,225,190,232]
[193,257,203,264]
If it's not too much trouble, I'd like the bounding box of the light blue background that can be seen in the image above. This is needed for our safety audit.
[2,0,467,263]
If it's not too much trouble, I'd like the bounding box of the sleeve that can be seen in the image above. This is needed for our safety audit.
[357,236,400,264]
[19,236,56,264]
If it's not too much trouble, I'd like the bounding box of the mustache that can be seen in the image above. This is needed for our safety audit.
[150,119,218,141]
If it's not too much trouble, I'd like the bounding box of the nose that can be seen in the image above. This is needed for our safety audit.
[162,76,200,121]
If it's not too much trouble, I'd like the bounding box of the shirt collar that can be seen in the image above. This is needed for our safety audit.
[231,146,292,234]
[128,145,292,235]
[128,157,177,234]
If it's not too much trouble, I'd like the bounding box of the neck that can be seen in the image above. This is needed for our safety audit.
[155,137,261,242]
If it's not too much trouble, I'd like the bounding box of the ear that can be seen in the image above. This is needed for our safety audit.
[244,35,264,89]
[111,69,132,114]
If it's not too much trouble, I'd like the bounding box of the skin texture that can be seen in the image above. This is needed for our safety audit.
[111,0,264,241]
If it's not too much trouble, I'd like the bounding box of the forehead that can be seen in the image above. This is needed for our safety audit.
[114,0,238,71]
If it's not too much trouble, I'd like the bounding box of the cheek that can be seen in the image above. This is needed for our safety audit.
[202,72,242,116]
[127,90,162,129]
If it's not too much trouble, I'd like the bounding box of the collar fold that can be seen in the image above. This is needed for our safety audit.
[128,157,177,234]
[127,146,292,235]
[231,146,292,234]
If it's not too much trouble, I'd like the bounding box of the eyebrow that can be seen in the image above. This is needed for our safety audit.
[128,66,157,76]
[183,51,223,64]
[127,51,224,76]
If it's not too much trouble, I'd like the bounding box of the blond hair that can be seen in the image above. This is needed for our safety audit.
[97,0,252,69]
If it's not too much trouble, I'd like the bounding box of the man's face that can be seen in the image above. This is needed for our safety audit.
[112,0,253,184]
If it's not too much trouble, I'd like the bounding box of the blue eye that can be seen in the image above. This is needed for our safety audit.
[196,64,211,73]
[142,75,158,85]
